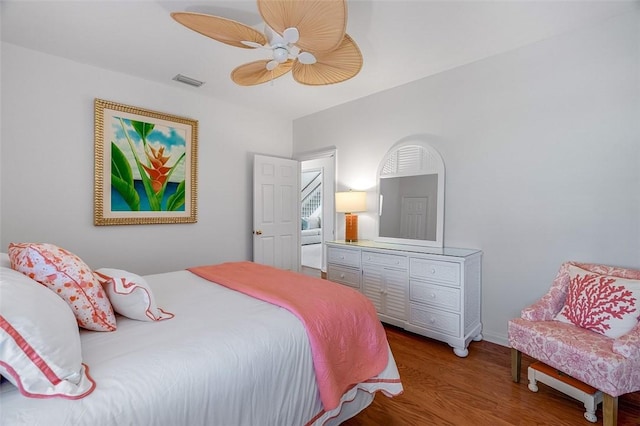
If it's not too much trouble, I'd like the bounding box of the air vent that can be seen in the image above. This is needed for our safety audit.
[172,74,204,87]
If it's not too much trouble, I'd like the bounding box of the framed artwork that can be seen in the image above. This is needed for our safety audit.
[94,99,198,225]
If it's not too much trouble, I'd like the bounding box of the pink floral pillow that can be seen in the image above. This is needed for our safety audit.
[94,268,174,322]
[8,243,116,332]
[555,264,640,338]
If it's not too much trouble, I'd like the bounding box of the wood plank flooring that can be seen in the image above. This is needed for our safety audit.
[343,325,640,426]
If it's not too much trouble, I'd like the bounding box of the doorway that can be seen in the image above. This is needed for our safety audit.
[296,150,336,276]
[300,167,323,271]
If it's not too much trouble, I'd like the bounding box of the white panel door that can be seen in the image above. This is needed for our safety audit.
[253,154,299,270]
[400,196,428,239]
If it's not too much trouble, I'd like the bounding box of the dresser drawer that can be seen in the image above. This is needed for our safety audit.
[327,246,361,268]
[327,265,361,289]
[361,251,408,270]
[409,304,460,337]
[410,280,460,311]
[410,258,460,286]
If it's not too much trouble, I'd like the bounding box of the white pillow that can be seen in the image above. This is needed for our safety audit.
[306,216,320,229]
[94,268,174,322]
[0,253,9,268]
[0,267,96,399]
[555,264,640,338]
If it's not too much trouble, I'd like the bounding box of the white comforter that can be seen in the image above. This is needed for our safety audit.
[1,270,402,425]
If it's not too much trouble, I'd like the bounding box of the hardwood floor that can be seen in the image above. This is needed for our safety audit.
[343,325,640,426]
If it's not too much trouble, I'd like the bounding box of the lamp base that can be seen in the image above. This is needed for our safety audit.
[345,213,359,242]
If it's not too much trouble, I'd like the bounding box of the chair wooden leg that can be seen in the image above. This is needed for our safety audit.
[511,348,521,383]
[603,393,618,426]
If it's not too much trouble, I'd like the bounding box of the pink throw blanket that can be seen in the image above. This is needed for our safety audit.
[188,261,389,410]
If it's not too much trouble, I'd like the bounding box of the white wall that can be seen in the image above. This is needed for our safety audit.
[293,11,640,345]
[0,43,292,275]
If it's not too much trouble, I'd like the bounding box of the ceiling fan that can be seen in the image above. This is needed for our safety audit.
[171,0,362,86]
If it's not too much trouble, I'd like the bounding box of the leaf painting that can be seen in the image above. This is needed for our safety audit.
[110,118,187,212]
[94,98,197,225]
[110,142,140,211]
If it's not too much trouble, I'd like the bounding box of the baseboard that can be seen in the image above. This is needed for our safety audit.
[481,330,509,348]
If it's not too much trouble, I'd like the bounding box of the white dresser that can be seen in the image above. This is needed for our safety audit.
[326,240,482,357]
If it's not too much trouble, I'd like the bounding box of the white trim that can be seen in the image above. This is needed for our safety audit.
[294,147,337,162]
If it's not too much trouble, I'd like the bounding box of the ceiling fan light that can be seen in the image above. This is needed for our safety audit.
[273,47,289,63]
[290,45,301,56]
[297,52,317,65]
[282,27,300,44]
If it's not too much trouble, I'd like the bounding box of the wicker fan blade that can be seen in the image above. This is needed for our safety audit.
[171,12,266,49]
[258,0,346,53]
[231,60,294,86]
[292,34,362,86]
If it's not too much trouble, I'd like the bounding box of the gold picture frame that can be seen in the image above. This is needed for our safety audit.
[94,99,198,225]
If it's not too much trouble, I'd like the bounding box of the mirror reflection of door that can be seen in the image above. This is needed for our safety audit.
[379,172,439,243]
[400,196,428,239]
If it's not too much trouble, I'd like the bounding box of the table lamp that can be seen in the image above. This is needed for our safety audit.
[335,191,367,242]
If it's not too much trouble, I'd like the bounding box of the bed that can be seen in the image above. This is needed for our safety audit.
[0,246,402,426]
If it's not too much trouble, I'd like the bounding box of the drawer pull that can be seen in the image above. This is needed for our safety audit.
[340,255,345,259]
[431,268,436,274]
[340,273,345,279]
[430,292,436,299]
[429,317,436,324]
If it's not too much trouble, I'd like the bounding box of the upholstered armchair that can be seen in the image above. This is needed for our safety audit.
[508,262,640,426]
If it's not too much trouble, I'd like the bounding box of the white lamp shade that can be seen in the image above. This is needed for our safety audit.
[335,191,367,213]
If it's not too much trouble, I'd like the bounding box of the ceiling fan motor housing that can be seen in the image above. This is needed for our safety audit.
[273,46,289,63]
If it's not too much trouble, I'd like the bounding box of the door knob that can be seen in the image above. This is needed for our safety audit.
[254,230,262,235]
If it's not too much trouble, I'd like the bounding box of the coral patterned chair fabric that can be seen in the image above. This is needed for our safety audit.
[508,261,640,398]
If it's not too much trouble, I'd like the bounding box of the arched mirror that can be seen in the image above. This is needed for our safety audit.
[375,139,445,248]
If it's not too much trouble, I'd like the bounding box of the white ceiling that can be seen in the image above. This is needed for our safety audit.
[2,1,636,120]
